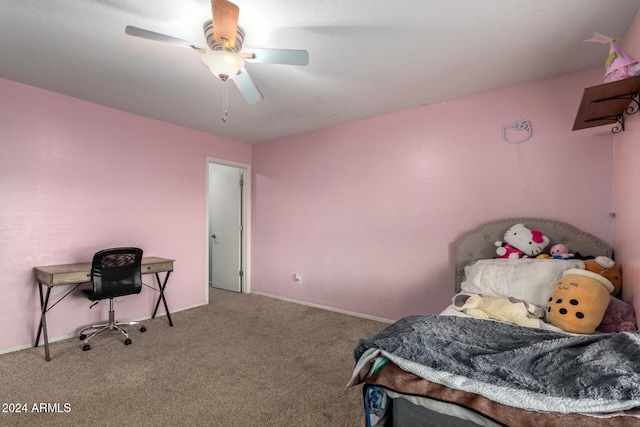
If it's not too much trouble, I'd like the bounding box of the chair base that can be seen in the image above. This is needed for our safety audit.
[79,299,146,351]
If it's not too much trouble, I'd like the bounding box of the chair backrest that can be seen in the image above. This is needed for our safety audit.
[91,247,143,300]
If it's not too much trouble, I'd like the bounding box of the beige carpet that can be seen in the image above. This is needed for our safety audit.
[0,288,386,426]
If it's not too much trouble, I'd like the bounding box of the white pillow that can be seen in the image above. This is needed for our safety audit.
[461,258,585,308]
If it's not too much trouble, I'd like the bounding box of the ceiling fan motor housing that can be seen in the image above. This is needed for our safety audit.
[203,19,245,52]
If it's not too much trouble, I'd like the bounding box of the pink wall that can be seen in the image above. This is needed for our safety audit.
[613,10,640,317]
[0,78,251,353]
[252,68,615,320]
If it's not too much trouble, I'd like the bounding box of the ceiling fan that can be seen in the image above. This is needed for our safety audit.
[125,0,309,106]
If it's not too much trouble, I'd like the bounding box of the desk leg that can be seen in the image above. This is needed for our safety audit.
[35,283,52,362]
[151,271,173,326]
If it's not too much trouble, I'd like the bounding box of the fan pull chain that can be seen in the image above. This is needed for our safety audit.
[221,82,230,123]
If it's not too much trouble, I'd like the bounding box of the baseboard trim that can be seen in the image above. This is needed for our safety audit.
[1,301,208,357]
[4,297,386,357]
[251,292,394,324]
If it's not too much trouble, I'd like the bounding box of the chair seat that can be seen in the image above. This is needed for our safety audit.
[81,286,141,301]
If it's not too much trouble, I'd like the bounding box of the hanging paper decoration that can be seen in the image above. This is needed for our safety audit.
[584,32,640,83]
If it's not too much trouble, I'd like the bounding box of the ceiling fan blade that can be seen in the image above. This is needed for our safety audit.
[125,26,208,52]
[242,48,309,66]
[233,68,263,104]
[212,0,240,48]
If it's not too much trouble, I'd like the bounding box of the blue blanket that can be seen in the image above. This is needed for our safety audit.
[352,315,640,413]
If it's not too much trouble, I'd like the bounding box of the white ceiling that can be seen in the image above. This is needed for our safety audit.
[1,0,640,143]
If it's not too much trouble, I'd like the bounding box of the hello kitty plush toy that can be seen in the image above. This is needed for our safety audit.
[495,223,550,259]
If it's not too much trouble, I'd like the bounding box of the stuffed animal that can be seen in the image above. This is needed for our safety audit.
[583,256,622,297]
[549,244,574,259]
[453,293,544,328]
[597,297,637,333]
[545,269,614,334]
[495,223,550,259]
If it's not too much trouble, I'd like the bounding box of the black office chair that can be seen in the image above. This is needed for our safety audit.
[79,247,146,351]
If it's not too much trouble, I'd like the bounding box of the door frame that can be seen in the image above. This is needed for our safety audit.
[204,157,251,301]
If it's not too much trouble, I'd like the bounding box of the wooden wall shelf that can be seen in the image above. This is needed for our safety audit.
[572,74,640,133]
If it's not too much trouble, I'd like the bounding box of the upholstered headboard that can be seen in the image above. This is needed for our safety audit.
[454,218,613,292]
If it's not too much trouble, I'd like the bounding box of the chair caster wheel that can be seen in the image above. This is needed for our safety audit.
[79,334,86,340]
[140,326,146,333]
[82,344,90,351]
[124,338,132,345]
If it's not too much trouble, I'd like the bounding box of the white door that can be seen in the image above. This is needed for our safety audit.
[208,163,243,292]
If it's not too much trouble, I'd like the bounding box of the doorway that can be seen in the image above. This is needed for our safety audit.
[205,158,250,298]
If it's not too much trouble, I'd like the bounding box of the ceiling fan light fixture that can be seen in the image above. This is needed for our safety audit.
[201,50,244,81]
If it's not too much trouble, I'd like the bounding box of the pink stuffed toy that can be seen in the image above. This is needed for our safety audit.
[596,297,637,333]
[549,244,574,259]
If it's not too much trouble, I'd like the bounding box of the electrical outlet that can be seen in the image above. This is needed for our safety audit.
[294,274,303,285]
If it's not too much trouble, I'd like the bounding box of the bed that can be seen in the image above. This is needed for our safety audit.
[348,218,640,427]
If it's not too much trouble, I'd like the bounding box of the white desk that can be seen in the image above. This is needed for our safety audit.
[34,256,174,361]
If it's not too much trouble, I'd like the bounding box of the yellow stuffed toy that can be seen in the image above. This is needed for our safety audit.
[453,293,544,328]
[545,269,614,334]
